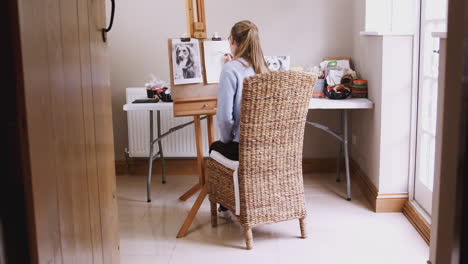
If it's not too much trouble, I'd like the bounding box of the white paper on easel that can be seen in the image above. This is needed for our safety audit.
[203,40,231,84]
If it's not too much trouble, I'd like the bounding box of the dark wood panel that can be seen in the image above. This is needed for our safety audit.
[59,0,94,262]
[17,0,63,262]
[16,0,119,263]
[45,0,74,262]
[1,0,31,262]
[77,0,105,262]
[88,0,121,262]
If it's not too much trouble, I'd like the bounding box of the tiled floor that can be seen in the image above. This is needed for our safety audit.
[117,172,429,264]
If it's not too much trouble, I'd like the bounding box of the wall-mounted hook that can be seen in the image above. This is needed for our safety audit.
[102,0,115,42]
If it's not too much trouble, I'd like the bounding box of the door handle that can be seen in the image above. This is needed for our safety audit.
[102,0,115,42]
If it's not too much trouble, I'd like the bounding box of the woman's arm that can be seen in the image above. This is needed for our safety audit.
[217,66,238,143]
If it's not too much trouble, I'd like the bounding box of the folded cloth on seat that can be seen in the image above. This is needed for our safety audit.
[209,150,240,215]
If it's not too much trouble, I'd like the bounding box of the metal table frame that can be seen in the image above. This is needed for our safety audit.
[306,109,352,201]
[148,109,352,202]
[145,110,206,202]
[125,97,373,203]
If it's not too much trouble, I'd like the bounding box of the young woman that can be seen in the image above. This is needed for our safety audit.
[210,20,269,159]
[209,20,269,215]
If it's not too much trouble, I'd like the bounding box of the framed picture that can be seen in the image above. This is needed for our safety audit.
[171,39,203,85]
[265,56,291,71]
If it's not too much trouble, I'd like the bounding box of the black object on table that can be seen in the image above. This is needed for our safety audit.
[133,99,159,104]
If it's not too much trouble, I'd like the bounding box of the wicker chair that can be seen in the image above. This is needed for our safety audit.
[207,71,317,249]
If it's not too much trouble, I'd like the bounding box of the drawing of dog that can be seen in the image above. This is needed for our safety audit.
[266,57,284,71]
[174,44,196,79]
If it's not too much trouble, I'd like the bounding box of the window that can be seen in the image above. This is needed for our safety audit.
[414,0,448,215]
[364,0,417,34]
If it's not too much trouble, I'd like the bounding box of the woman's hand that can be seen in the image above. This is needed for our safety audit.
[223,53,233,63]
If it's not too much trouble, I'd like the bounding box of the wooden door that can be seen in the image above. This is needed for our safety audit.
[16,0,119,263]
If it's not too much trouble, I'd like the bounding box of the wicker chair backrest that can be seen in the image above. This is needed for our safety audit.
[238,71,317,225]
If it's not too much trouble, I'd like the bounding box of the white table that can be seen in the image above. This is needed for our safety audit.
[123,97,373,202]
[307,98,373,201]
[123,102,207,202]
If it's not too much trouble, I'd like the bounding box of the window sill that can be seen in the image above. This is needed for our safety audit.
[360,31,414,36]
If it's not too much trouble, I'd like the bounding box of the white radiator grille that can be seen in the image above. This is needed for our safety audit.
[126,88,218,158]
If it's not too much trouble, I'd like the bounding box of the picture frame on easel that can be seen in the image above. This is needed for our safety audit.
[168,37,219,117]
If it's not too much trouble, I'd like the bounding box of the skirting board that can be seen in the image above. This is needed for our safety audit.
[402,200,431,245]
[116,158,198,176]
[117,158,407,212]
[350,160,431,244]
[350,159,408,212]
[116,157,339,176]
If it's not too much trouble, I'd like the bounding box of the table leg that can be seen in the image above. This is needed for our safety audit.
[343,109,352,201]
[157,110,167,184]
[336,111,343,183]
[337,144,343,183]
[147,110,154,202]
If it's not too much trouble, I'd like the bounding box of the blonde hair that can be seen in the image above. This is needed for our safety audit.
[230,20,269,74]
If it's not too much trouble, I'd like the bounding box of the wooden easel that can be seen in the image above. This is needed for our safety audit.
[171,0,217,238]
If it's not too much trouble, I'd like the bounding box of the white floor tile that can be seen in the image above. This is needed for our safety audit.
[117,173,429,264]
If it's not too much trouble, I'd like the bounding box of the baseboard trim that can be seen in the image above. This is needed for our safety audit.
[350,160,408,212]
[116,157,339,176]
[118,158,408,212]
[402,200,431,245]
[302,157,339,173]
[115,158,198,176]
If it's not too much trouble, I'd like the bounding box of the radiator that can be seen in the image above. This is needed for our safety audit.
[126,88,218,158]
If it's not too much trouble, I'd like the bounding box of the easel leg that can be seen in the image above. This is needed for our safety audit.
[207,115,215,145]
[179,183,202,201]
[176,115,214,238]
[178,116,204,201]
[177,185,208,238]
[194,116,204,185]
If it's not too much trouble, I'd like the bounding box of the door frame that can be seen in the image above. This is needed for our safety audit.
[408,0,422,208]
[409,0,448,217]
[1,0,33,262]
[429,0,466,262]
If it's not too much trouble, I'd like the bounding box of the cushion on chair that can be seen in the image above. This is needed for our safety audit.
[209,150,239,171]
[209,151,240,215]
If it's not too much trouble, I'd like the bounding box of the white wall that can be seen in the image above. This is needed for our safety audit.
[107,0,186,160]
[378,36,413,194]
[108,0,355,160]
[352,0,413,194]
[351,35,383,189]
[352,0,382,188]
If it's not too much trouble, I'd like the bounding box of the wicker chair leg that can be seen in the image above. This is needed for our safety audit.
[299,218,307,239]
[210,199,217,227]
[244,227,253,250]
